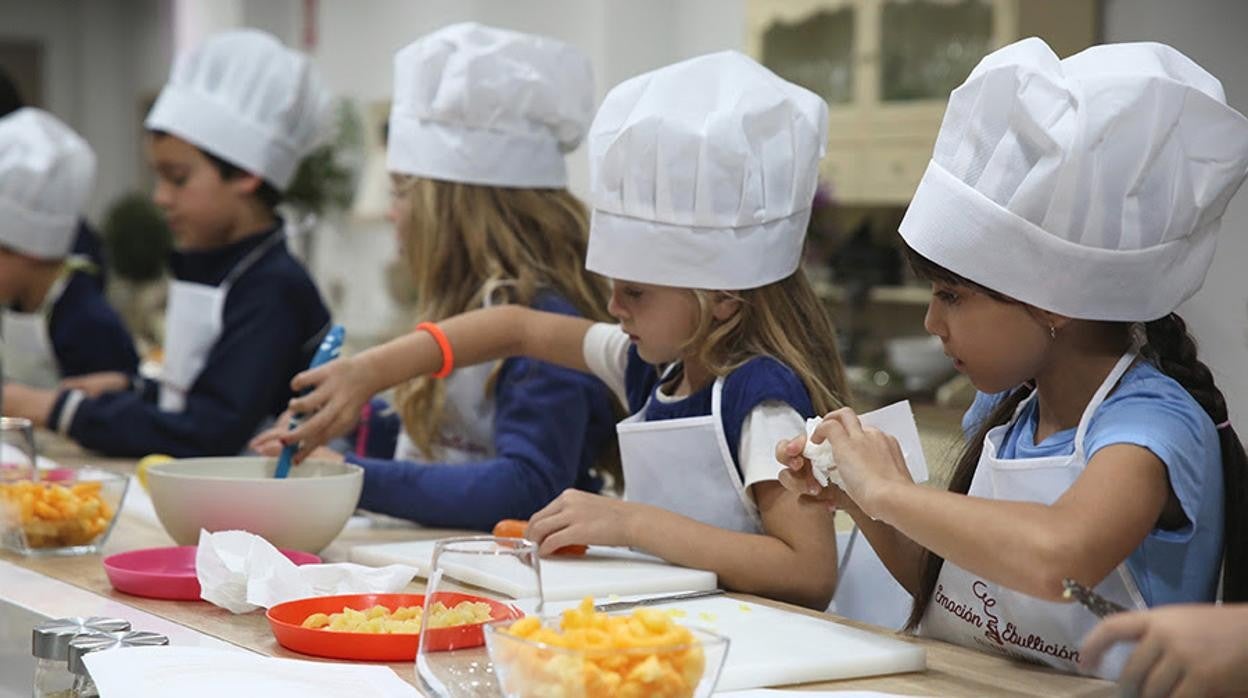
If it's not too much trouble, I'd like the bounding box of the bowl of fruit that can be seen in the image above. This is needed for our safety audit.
[0,468,128,556]
[484,597,730,698]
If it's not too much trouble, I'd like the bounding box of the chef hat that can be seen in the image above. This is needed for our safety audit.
[0,108,95,260]
[145,29,331,190]
[900,38,1248,321]
[387,22,594,188]
[585,51,828,290]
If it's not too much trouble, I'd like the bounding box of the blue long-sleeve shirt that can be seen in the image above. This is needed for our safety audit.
[48,268,139,378]
[48,224,330,457]
[347,294,617,531]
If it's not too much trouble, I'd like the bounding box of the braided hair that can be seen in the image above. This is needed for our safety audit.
[1141,313,1247,601]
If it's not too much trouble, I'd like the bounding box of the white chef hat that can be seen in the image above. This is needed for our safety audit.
[900,38,1248,321]
[387,22,594,188]
[585,51,828,290]
[0,108,95,260]
[145,29,331,190]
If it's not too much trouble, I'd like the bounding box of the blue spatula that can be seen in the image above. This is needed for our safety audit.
[274,323,345,478]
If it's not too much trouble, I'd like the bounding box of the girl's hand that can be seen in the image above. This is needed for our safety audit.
[526,489,636,556]
[248,411,294,454]
[59,371,129,398]
[1081,604,1248,698]
[774,435,839,511]
[283,356,376,461]
[809,408,913,520]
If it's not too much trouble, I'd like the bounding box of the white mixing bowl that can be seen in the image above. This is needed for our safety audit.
[146,457,363,552]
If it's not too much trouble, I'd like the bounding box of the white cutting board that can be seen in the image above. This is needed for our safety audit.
[349,539,718,601]
[631,597,925,690]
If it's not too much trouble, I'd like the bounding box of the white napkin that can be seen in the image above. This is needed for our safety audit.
[195,530,417,613]
[802,400,930,488]
[85,646,418,697]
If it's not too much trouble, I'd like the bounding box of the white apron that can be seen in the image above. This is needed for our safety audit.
[921,351,1146,677]
[158,233,284,412]
[393,362,498,464]
[392,281,524,464]
[617,369,763,534]
[1,264,77,389]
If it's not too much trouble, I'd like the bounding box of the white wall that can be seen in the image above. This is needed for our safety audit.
[0,0,171,219]
[1104,0,1248,425]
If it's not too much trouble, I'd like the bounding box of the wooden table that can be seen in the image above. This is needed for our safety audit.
[4,439,1114,697]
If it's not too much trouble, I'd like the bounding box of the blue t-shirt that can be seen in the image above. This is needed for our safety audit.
[624,350,815,473]
[962,361,1223,606]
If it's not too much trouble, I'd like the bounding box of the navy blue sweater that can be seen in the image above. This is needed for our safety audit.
[48,269,139,378]
[49,225,330,457]
[347,294,617,531]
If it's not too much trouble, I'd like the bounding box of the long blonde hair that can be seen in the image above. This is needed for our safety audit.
[393,175,613,458]
[684,271,849,416]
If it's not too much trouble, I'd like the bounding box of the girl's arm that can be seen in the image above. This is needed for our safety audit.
[817,409,1169,601]
[285,306,595,458]
[776,436,925,596]
[527,482,841,610]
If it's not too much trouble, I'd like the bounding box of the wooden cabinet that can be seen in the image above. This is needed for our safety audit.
[746,0,1098,204]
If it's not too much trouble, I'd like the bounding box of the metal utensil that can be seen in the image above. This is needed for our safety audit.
[274,324,344,478]
[1062,578,1127,619]
[592,589,724,613]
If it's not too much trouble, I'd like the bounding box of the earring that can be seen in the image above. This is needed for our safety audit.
[1049,324,1057,340]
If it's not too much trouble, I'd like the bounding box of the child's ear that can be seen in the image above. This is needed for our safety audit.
[710,291,743,321]
[227,172,265,198]
[1032,308,1074,337]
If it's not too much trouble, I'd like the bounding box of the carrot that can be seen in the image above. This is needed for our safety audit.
[492,518,587,556]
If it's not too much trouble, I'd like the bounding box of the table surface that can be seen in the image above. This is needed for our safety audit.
[0,435,1114,697]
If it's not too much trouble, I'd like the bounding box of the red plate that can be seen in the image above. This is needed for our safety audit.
[266,592,523,662]
[103,546,321,601]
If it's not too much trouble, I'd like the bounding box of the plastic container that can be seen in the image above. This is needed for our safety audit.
[31,618,131,698]
[265,592,523,662]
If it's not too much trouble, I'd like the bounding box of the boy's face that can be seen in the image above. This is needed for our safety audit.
[146,134,257,251]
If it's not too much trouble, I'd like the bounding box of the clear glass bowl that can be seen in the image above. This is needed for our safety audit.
[484,617,730,698]
[0,468,128,556]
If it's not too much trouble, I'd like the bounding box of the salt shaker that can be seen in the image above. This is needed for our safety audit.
[67,630,168,698]
[31,617,131,698]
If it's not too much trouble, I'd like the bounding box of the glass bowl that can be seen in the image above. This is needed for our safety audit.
[484,615,729,698]
[0,468,128,556]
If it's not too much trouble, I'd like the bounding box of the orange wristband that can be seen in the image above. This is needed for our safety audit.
[415,321,454,378]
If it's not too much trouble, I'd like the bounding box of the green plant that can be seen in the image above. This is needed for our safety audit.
[102,192,172,283]
[284,99,363,215]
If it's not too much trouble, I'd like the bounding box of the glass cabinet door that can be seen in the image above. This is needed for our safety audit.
[879,0,994,102]
[759,5,856,105]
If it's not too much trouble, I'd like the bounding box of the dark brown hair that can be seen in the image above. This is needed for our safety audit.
[902,246,1248,631]
[148,130,283,211]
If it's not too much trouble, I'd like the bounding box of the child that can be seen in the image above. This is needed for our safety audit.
[1082,603,1248,696]
[0,67,109,289]
[2,30,331,457]
[777,38,1248,675]
[280,51,850,609]
[0,108,138,391]
[251,23,619,531]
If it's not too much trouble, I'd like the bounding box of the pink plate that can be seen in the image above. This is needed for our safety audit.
[103,545,320,601]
